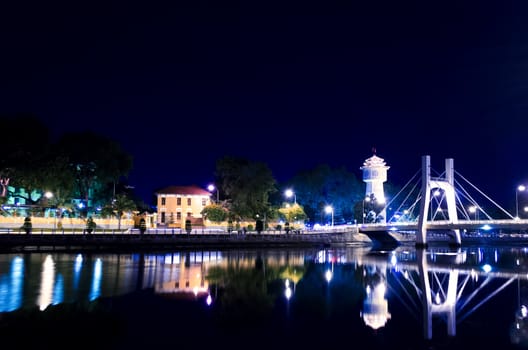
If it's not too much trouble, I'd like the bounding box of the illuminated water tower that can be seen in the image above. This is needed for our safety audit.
[360,149,390,223]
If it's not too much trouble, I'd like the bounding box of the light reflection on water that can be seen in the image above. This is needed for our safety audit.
[0,245,528,348]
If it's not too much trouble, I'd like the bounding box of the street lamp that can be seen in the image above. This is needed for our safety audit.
[325,205,334,227]
[517,185,526,219]
[44,192,56,229]
[363,196,371,224]
[208,184,219,203]
[469,205,479,221]
[284,189,296,204]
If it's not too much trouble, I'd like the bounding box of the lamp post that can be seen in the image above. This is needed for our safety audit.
[325,205,334,227]
[469,205,480,235]
[363,196,371,224]
[469,205,478,221]
[285,189,296,204]
[208,184,219,203]
[44,191,55,229]
[517,185,526,219]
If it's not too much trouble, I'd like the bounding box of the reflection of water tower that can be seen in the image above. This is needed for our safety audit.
[360,150,390,223]
[360,266,391,330]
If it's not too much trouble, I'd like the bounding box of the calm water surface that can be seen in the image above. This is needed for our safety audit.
[1,244,528,349]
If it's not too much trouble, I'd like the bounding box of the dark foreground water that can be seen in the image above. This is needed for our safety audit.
[1,244,528,349]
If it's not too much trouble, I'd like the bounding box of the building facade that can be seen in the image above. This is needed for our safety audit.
[155,185,212,228]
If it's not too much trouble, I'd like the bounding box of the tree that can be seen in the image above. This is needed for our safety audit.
[278,203,307,224]
[201,204,228,223]
[21,216,32,234]
[255,219,263,234]
[0,114,54,205]
[139,218,147,235]
[55,131,133,214]
[287,164,363,224]
[103,194,137,230]
[85,216,96,234]
[215,156,277,221]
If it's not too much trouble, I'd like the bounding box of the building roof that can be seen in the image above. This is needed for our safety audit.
[155,185,211,196]
[360,154,390,169]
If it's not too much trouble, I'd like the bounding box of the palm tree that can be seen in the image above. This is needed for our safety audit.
[110,194,137,230]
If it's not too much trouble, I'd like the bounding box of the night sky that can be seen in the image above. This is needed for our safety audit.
[2,0,528,207]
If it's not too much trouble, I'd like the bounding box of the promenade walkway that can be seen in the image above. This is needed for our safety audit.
[0,226,372,252]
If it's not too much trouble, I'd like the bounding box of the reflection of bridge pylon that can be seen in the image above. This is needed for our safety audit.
[417,249,459,339]
[417,155,460,247]
[395,248,516,340]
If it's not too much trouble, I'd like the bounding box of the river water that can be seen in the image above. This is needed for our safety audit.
[1,244,527,349]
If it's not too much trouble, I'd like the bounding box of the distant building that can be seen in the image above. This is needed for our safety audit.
[155,185,212,228]
[360,150,390,223]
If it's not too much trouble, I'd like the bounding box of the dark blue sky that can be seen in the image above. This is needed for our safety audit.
[2,0,528,207]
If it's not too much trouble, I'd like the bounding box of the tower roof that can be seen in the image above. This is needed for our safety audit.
[361,154,389,169]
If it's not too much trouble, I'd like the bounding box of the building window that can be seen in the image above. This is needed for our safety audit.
[161,197,166,205]
[187,212,191,217]
[187,198,191,206]
[176,212,181,221]
[161,212,165,223]
[177,198,181,206]
[202,198,207,206]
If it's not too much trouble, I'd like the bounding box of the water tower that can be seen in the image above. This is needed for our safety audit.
[360,149,390,223]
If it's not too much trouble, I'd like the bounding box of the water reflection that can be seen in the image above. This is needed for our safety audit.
[1,246,528,348]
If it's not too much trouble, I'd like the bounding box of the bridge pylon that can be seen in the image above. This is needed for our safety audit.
[416,155,461,247]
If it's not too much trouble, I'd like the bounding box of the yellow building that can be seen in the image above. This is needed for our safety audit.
[155,185,212,228]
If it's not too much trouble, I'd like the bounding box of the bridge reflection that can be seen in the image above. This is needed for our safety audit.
[314,245,528,341]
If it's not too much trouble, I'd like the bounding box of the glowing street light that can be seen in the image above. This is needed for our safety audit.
[363,196,371,224]
[469,205,479,221]
[44,191,56,229]
[517,185,526,219]
[284,189,296,204]
[208,184,219,203]
[325,205,334,227]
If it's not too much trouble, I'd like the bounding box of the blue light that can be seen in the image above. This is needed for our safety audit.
[89,259,102,301]
[0,257,24,312]
[52,274,64,306]
[482,264,492,273]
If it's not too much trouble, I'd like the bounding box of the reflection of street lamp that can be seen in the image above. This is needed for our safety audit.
[285,279,293,300]
[285,189,296,204]
[325,205,334,227]
[208,184,219,203]
[517,185,526,219]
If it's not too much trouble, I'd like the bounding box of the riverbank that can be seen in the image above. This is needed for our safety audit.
[0,230,374,253]
[2,229,525,254]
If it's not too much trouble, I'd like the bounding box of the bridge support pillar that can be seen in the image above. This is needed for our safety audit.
[416,156,431,247]
[416,156,461,247]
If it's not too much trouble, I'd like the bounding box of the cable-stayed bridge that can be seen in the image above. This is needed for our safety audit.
[359,155,528,246]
